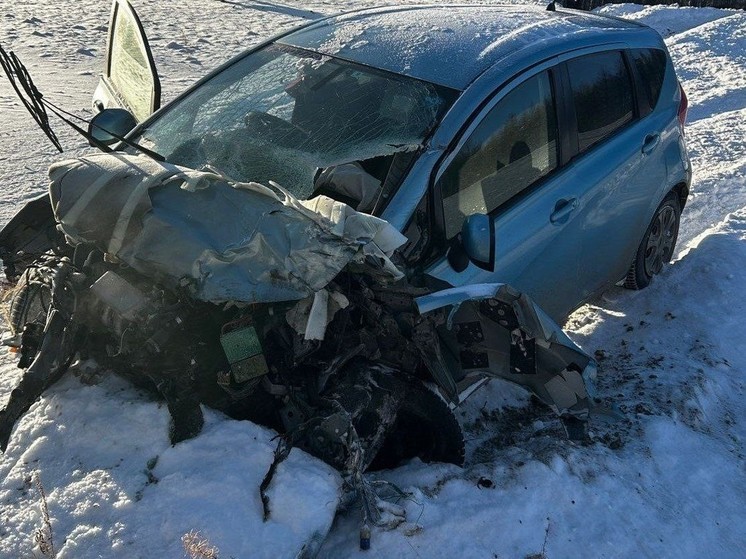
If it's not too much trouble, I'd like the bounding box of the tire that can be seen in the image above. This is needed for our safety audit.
[623,192,681,290]
[7,266,52,344]
[370,382,465,470]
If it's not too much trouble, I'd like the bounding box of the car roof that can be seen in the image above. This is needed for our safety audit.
[278,4,648,90]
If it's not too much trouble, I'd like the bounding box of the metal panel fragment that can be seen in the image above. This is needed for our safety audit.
[415,283,596,420]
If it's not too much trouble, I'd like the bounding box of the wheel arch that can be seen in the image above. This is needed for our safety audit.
[670,181,689,211]
[0,195,65,282]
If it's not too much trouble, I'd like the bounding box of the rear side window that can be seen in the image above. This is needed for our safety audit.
[567,51,635,153]
[630,48,667,117]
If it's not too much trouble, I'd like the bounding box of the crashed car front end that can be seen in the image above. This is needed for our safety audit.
[1,151,595,470]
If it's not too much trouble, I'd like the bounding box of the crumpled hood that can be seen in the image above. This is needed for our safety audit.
[48,152,406,304]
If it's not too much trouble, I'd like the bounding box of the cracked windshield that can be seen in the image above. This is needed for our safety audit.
[135,44,455,207]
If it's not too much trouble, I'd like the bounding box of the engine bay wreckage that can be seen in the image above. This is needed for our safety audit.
[0,152,596,518]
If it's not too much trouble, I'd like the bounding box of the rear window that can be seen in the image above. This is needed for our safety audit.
[630,48,667,117]
[567,51,635,153]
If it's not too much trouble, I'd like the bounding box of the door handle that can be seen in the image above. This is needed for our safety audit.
[642,133,660,155]
[550,198,578,225]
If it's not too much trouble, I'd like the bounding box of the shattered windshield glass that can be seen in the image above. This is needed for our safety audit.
[132,44,455,208]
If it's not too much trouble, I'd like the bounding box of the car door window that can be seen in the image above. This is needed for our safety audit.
[440,71,558,238]
[108,0,159,122]
[567,51,635,153]
[629,48,667,117]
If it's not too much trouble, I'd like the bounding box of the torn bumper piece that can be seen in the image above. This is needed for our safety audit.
[415,283,596,421]
[48,153,406,305]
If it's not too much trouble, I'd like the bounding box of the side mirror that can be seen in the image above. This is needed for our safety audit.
[462,213,495,270]
[88,108,137,146]
[448,213,495,272]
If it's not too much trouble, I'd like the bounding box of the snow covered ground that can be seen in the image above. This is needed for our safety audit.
[1,2,745,558]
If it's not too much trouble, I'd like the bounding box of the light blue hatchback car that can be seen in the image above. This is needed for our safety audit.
[93,2,691,323]
[90,0,690,434]
[0,2,691,463]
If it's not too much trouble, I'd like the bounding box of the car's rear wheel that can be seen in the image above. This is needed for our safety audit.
[624,192,681,290]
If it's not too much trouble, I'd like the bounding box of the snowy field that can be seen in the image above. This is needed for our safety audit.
[1,1,745,557]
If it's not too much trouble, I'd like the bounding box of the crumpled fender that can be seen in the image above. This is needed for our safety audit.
[48,153,406,304]
[415,283,596,420]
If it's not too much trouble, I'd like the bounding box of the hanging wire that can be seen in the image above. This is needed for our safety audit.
[0,43,165,161]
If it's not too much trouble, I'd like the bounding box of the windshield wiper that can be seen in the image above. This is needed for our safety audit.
[0,44,166,162]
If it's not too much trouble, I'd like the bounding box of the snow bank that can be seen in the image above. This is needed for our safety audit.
[0,375,341,558]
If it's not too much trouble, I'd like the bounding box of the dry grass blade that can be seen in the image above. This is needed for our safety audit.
[33,472,55,559]
[182,530,220,559]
